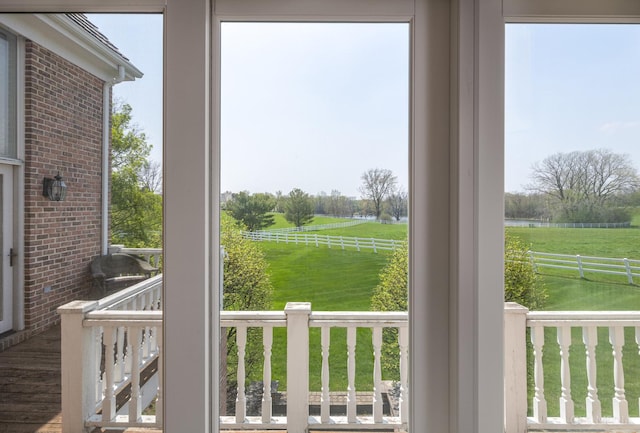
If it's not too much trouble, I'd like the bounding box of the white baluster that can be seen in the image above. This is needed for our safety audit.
[95,327,103,405]
[398,326,408,425]
[262,326,273,424]
[635,327,640,418]
[236,326,247,424]
[155,325,164,426]
[129,326,142,422]
[102,326,117,422]
[125,333,133,375]
[582,326,601,422]
[115,326,125,384]
[372,327,383,423]
[557,326,574,423]
[531,326,547,423]
[610,326,628,422]
[143,326,151,359]
[321,326,331,423]
[347,327,357,423]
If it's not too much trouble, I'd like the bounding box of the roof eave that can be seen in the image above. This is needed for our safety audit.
[0,13,143,82]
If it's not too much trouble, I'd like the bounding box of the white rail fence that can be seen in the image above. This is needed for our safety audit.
[58,276,163,432]
[527,251,640,284]
[505,303,640,433]
[262,220,367,233]
[244,231,402,253]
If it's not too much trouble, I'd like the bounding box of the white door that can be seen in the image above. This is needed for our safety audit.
[0,164,13,334]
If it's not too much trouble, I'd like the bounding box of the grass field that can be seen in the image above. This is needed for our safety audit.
[259,241,394,391]
[508,219,640,418]
[243,215,640,414]
[268,213,361,229]
[236,218,407,391]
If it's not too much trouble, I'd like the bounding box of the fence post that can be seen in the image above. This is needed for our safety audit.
[624,258,633,284]
[504,302,529,433]
[528,250,537,272]
[58,300,99,433]
[285,302,311,433]
[576,255,584,278]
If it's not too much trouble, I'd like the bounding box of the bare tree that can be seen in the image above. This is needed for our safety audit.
[529,149,639,222]
[138,160,163,193]
[359,168,397,219]
[387,188,408,221]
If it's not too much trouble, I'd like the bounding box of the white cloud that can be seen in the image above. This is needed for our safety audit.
[599,121,640,133]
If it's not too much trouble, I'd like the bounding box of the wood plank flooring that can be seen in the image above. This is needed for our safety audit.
[0,325,62,433]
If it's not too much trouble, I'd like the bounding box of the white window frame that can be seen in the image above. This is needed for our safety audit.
[0,0,490,431]
[0,27,17,159]
[15,1,640,432]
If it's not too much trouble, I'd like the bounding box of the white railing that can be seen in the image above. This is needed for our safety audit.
[243,231,402,253]
[115,246,163,268]
[504,302,640,433]
[221,302,409,432]
[60,282,408,433]
[527,251,640,284]
[58,275,163,433]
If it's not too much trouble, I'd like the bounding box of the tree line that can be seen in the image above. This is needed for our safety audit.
[222,168,408,231]
[507,149,640,223]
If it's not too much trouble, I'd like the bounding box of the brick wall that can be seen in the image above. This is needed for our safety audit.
[23,41,105,334]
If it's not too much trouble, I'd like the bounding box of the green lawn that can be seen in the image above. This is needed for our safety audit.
[258,242,392,391]
[268,213,359,229]
[319,221,408,240]
[507,226,640,258]
[243,218,640,411]
[534,275,640,418]
[509,222,640,418]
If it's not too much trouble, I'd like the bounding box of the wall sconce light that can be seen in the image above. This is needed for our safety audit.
[42,172,67,202]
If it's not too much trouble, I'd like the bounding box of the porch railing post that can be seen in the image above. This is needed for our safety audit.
[504,302,529,433]
[285,302,311,433]
[58,300,99,433]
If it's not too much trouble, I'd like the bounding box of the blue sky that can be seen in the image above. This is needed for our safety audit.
[86,16,640,195]
[86,14,164,165]
[506,24,640,192]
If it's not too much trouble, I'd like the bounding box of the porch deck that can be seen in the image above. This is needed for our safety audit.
[0,325,400,433]
[0,325,62,433]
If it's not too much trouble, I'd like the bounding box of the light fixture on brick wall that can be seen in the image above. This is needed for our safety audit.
[42,172,67,202]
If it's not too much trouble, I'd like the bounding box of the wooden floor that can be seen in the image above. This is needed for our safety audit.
[0,325,62,433]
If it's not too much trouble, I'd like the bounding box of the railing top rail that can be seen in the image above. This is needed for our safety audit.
[96,274,163,311]
[220,311,286,320]
[117,247,163,255]
[221,310,287,326]
[527,310,640,326]
[310,311,408,327]
[84,309,162,327]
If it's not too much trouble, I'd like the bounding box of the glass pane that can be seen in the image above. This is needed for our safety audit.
[220,22,410,428]
[506,23,640,424]
[0,30,16,158]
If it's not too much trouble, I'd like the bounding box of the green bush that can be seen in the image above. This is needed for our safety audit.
[370,242,407,378]
[221,213,273,402]
[504,230,547,310]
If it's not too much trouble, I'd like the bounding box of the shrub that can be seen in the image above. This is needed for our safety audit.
[370,242,407,378]
[504,230,547,310]
[221,213,273,409]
